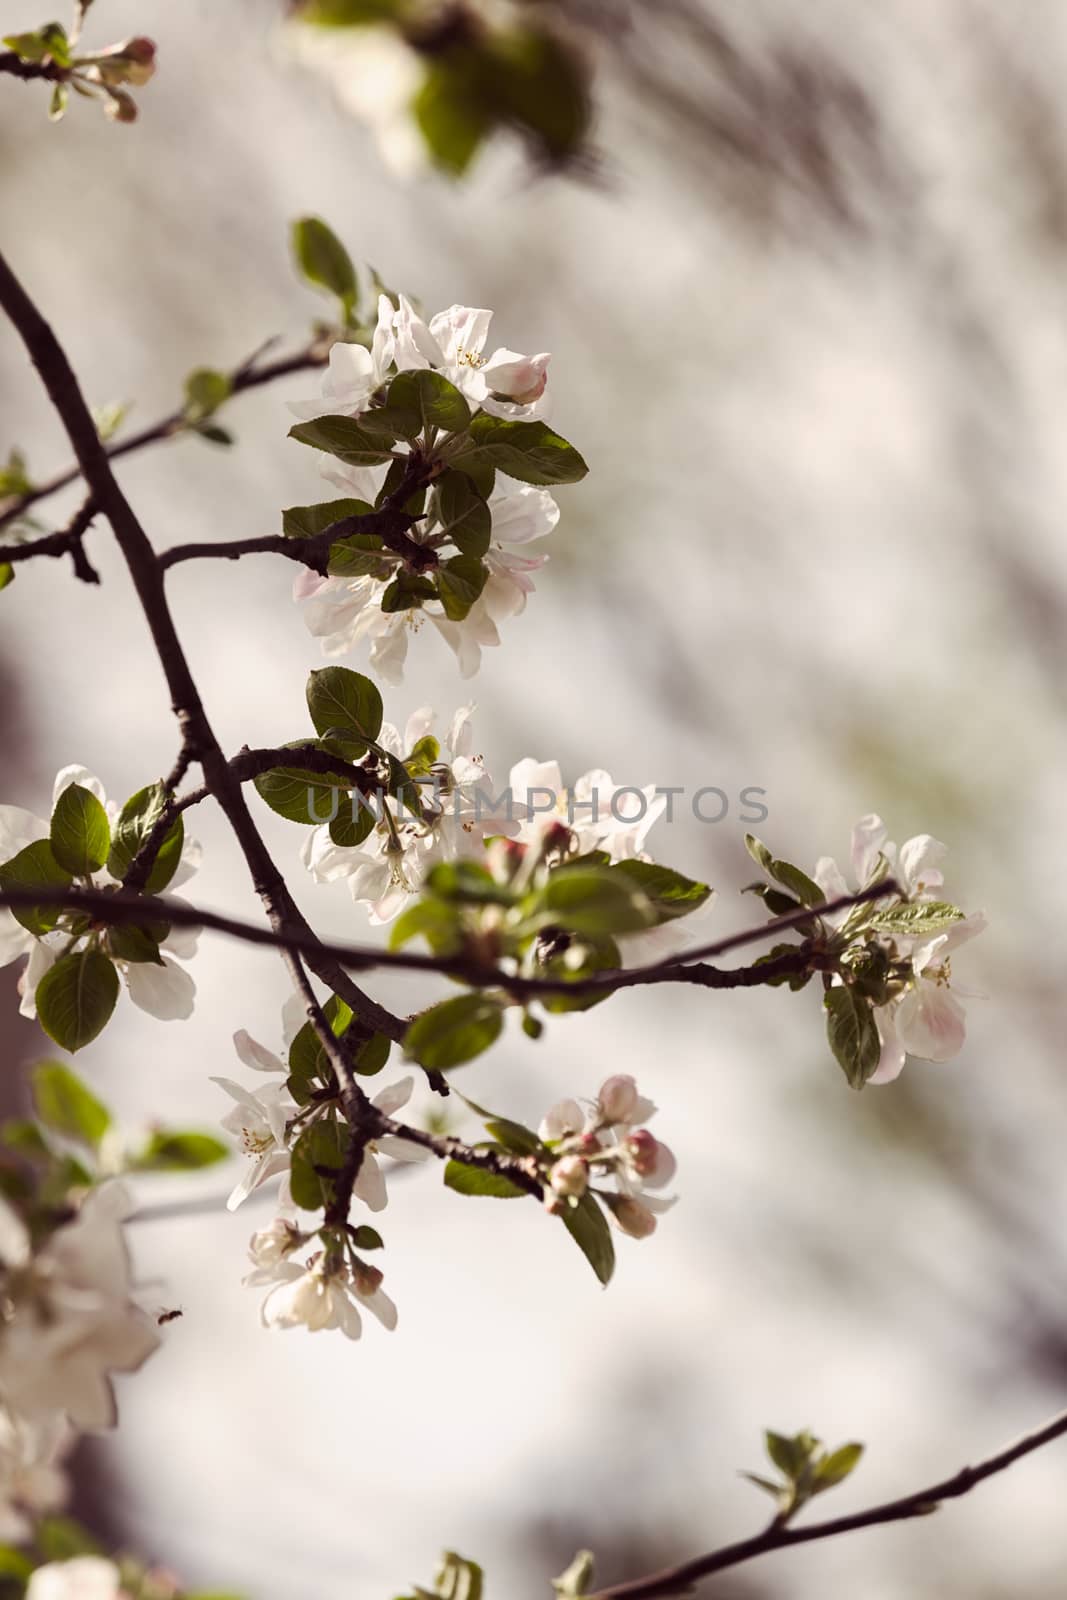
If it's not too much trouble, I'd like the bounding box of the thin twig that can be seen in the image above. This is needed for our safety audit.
[0,495,100,583]
[0,339,328,533]
[0,884,881,998]
[587,1407,1067,1597]
[0,52,65,83]
[0,247,404,1044]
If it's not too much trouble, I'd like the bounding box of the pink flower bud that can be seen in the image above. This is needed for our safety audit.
[613,1197,657,1239]
[352,1262,384,1295]
[598,1074,639,1124]
[626,1128,660,1176]
[543,1190,567,1216]
[550,1155,588,1198]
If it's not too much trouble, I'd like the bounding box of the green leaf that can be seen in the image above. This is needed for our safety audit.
[813,1442,864,1491]
[744,834,824,909]
[0,839,72,936]
[381,570,438,612]
[252,742,354,826]
[413,58,495,176]
[0,562,12,592]
[489,26,591,163]
[183,368,232,423]
[353,1030,391,1077]
[289,1117,349,1211]
[561,1190,615,1286]
[282,496,373,540]
[458,416,588,486]
[0,1545,33,1581]
[389,369,471,435]
[436,553,488,621]
[135,1130,229,1171]
[611,860,711,924]
[765,1429,811,1480]
[388,899,463,956]
[4,25,71,67]
[868,902,964,937]
[434,470,491,557]
[351,1225,384,1250]
[31,1061,111,1149]
[824,986,882,1090]
[291,216,358,316]
[542,866,653,936]
[50,782,110,876]
[289,415,395,467]
[328,798,377,849]
[299,0,403,20]
[404,993,505,1070]
[35,1516,102,1563]
[444,1158,526,1198]
[552,1551,596,1599]
[287,995,357,1102]
[306,665,383,749]
[106,784,185,892]
[36,952,120,1053]
[105,923,164,965]
[425,860,515,905]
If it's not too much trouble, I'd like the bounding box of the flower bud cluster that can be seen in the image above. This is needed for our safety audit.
[539,1075,678,1239]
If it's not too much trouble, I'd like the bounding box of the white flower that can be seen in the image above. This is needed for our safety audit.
[0,1183,160,1430]
[393,297,551,419]
[0,1411,70,1543]
[26,1556,123,1600]
[303,705,502,923]
[0,766,201,1024]
[288,297,396,421]
[813,815,986,1083]
[254,1256,398,1340]
[247,1215,306,1270]
[212,1025,296,1211]
[295,462,559,682]
[353,1076,432,1210]
[869,912,988,1084]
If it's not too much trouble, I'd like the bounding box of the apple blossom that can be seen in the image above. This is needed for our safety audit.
[0,766,202,1024]
[0,1411,69,1542]
[212,1025,297,1210]
[252,1253,398,1340]
[288,296,396,421]
[0,1183,160,1430]
[392,297,551,419]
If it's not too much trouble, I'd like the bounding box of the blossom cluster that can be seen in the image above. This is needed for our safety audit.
[285,292,584,682]
[540,1074,678,1241]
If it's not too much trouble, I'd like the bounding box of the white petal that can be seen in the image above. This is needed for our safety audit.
[52,765,106,809]
[372,1075,414,1117]
[126,957,195,1021]
[850,814,889,887]
[0,804,48,861]
[233,1030,285,1075]
[896,981,969,1063]
[353,1151,389,1212]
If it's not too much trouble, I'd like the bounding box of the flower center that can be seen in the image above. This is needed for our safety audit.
[456,346,487,370]
[240,1125,274,1156]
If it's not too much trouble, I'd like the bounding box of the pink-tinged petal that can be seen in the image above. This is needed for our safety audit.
[233,1030,285,1075]
[938,910,988,957]
[293,567,330,601]
[643,1140,677,1189]
[850,814,889,887]
[482,348,550,405]
[813,855,849,902]
[538,1098,584,1142]
[896,981,968,1062]
[353,1151,389,1212]
[429,304,492,362]
[488,484,559,546]
[868,1006,907,1085]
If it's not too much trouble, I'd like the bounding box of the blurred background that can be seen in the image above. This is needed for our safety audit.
[2,0,1067,1594]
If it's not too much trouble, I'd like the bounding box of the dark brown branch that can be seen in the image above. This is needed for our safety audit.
[159,471,437,575]
[0,52,65,83]
[0,884,879,1000]
[587,1407,1067,1598]
[0,495,99,582]
[0,339,328,534]
[0,246,404,1044]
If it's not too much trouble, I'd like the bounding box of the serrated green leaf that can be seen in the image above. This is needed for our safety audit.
[289,1117,350,1211]
[444,1158,526,1198]
[611,860,711,924]
[289,415,395,466]
[0,839,72,935]
[389,369,471,435]
[405,993,505,1070]
[106,784,185,892]
[457,416,587,486]
[36,952,119,1053]
[436,552,487,621]
[868,902,964,936]
[31,1061,111,1148]
[306,665,383,749]
[824,986,882,1089]
[50,782,110,876]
